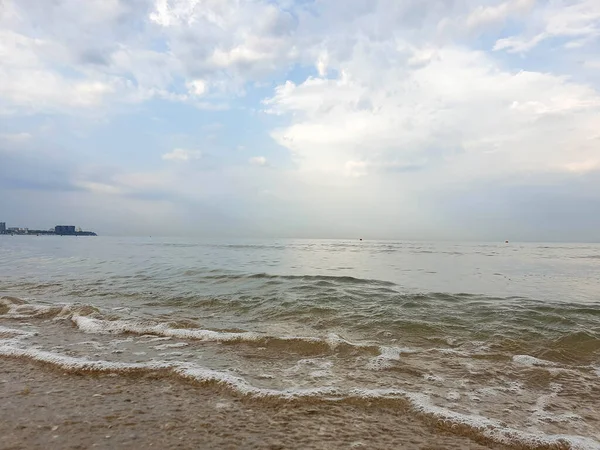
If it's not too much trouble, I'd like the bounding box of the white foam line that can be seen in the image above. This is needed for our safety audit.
[514,355,600,378]
[513,354,560,368]
[402,391,600,450]
[348,387,600,449]
[73,315,263,342]
[175,364,339,399]
[325,333,364,349]
[0,345,598,449]
[0,345,171,372]
[4,299,408,357]
[379,346,416,358]
[0,298,87,320]
[0,343,338,399]
[367,346,417,370]
[71,316,370,352]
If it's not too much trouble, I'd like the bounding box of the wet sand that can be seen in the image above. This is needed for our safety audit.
[0,358,503,450]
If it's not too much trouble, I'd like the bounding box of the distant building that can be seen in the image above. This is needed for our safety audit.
[55,225,76,235]
[0,222,95,236]
[7,227,28,234]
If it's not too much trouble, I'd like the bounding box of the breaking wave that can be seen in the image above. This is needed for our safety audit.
[0,340,598,450]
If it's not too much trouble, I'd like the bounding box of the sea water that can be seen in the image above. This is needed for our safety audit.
[1,237,599,448]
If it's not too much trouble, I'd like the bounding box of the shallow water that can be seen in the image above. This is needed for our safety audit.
[1,237,599,448]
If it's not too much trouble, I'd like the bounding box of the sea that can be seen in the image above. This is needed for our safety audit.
[1,237,599,448]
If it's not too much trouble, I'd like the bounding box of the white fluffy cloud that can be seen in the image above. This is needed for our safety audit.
[186,79,207,96]
[493,0,600,53]
[266,47,600,183]
[162,148,202,162]
[3,0,599,113]
[466,0,535,30]
[148,0,301,88]
[0,0,306,113]
[0,30,119,113]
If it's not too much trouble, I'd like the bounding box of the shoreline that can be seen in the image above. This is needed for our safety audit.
[0,357,502,450]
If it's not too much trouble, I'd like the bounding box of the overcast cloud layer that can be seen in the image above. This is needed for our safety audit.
[1,0,599,240]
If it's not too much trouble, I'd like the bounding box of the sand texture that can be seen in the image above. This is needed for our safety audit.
[0,358,502,450]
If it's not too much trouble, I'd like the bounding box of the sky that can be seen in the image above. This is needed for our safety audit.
[1,0,600,241]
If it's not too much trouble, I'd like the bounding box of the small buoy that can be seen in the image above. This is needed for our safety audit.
[359,238,363,241]
[505,240,509,244]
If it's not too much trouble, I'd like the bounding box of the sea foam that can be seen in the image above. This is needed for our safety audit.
[1,342,598,450]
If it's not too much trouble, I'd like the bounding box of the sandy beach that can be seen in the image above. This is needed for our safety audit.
[0,357,504,450]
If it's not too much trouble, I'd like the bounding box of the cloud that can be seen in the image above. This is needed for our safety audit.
[466,0,535,30]
[0,1,154,114]
[0,142,81,193]
[162,148,202,162]
[0,31,114,113]
[187,79,207,96]
[493,33,548,53]
[2,0,600,240]
[0,0,309,114]
[493,0,600,53]
[75,181,123,195]
[148,0,301,87]
[564,160,600,174]
[344,160,368,178]
[249,156,268,167]
[265,46,600,185]
[0,132,32,144]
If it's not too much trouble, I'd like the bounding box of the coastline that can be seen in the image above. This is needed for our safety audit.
[0,357,502,450]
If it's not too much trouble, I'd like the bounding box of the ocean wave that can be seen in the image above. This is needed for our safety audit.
[0,344,598,450]
[5,295,600,369]
[187,272,397,286]
[401,391,600,450]
[73,315,262,342]
[511,354,600,379]
[72,315,392,357]
[1,297,410,358]
[513,354,565,368]
[0,296,99,319]
[366,346,416,370]
[0,325,36,341]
